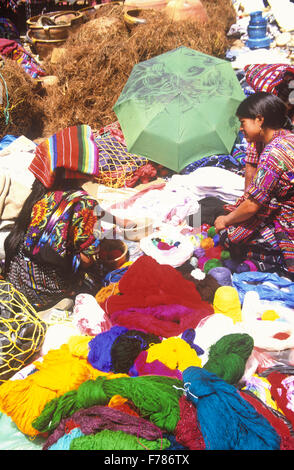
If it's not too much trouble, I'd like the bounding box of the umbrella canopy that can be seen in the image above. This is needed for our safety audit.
[113,46,245,172]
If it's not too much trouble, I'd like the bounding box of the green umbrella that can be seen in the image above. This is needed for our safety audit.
[113,46,245,172]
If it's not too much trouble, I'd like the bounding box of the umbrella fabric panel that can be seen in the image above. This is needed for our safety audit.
[114,46,245,172]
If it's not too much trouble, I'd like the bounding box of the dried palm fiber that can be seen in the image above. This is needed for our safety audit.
[0,59,45,139]
[40,0,236,137]
[182,366,281,450]
[110,329,161,374]
[32,375,183,434]
[145,337,202,373]
[0,339,128,437]
[43,404,163,450]
[0,280,47,383]
[203,333,254,385]
[69,429,171,450]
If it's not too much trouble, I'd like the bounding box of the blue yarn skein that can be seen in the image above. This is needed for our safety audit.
[48,427,85,450]
[181,329,204,356]
[182,367,280,450]
[207,267,232,286]
[88,326,128,372]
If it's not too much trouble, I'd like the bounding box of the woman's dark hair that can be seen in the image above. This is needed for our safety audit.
[4,168,84,273]
[236,91,292,130]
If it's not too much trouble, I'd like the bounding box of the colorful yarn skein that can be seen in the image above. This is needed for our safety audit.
[110,329,161,374]
[43,405,163,450]
[145,337,202,373]
[88,326,128,372]
[69,429,171,451]
[32,375,183,434]
[203,333,254,385]
[213,286,242,323]
[182,366,281,450]
[131,350,182,380]
[0,342,103,437]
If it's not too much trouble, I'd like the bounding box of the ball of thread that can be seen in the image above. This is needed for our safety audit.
[203,333,254,385]
[213,286,242,323]
[69,429,171,450]
[110,329,161,374]
[235,263,251,273]
[197,256,209,270]
[203,258,222,274]
[201,224,210,233]
[213,234,220,246]
[207,226,216,238]
[243,260,258,271]
[220,250,231,260]
[200,238,214,250]
[222,258,239,273]
[182,366,281,450]
[194,247,205,259]
[205,246,222,260]
[207,267,232,286]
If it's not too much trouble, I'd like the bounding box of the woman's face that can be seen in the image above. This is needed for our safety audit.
[238,116,263,143]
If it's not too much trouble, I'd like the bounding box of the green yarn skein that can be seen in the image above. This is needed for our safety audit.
[220,250,231,260]
[32,375,183,434]
[207,227,216,238]
[204,333,254,385]
[203,258,222,274]
[70,429,170,451]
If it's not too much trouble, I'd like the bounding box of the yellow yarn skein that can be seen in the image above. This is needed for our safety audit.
[213,286,242,323]
[95,282,120,305]
[146,337,201,372]
[261,310,279,321]
[200,237,215,249]
[0,341,128,437]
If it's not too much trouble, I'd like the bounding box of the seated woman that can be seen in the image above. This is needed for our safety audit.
[4,124,124,310]
[214,92,294,280]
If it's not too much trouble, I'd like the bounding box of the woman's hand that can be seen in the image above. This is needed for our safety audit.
[214,215,228,233]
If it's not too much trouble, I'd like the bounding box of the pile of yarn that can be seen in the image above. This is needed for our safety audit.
[191,224,231,275]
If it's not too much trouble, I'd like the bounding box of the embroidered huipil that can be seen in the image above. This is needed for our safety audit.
[226,130,294,273]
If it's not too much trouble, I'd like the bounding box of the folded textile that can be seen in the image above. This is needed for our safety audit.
[0,38,46,79]
[165,168,244,204]
[29,125,99,188]
[244,64,294,95]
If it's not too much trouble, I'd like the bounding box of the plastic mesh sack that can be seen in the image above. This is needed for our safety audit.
[0,280,47,383]
[94,134,148,188]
